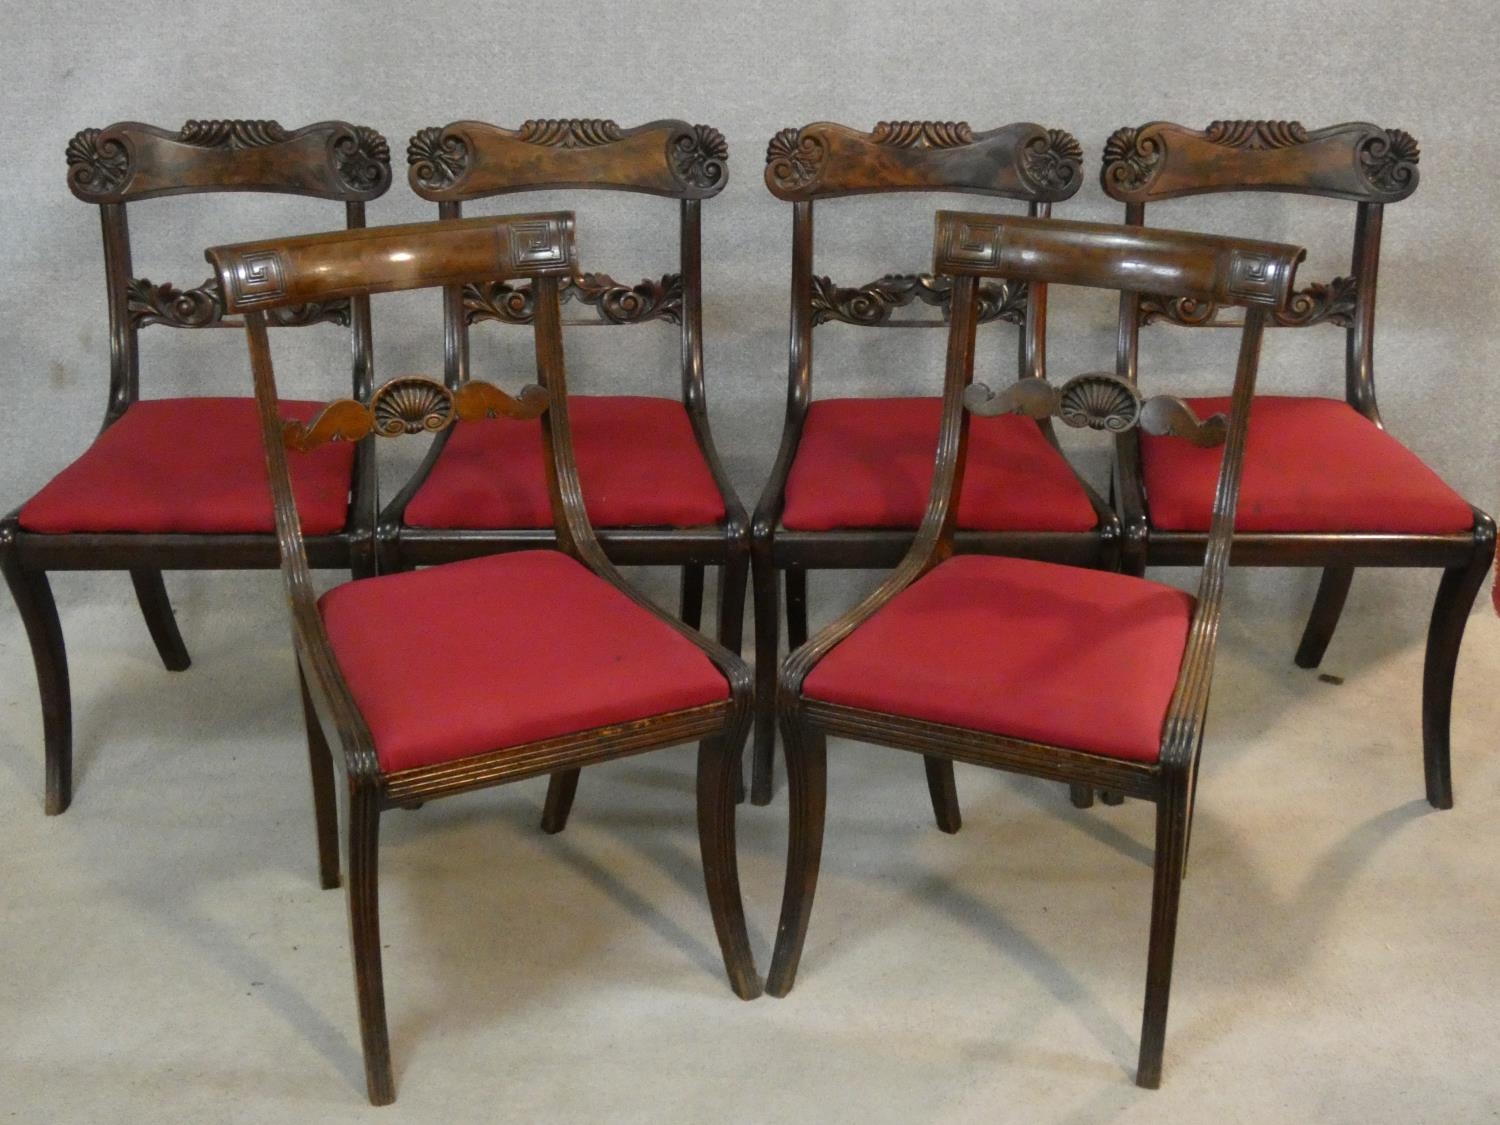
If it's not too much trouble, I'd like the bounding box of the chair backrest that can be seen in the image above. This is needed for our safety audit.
[763,120,1085,398]
[1101,119,1418,420]
[66,118,393,419]
[207,213,596,694]
[405,118,727,405]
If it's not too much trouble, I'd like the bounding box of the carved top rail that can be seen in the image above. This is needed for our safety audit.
[206,213,577,314]
[1101,120,1419,204]
[810,272,1027,328]
[66,119,391,203]
[764,120,1083,202]
[283,375,549,452]
[932,212,1304,311]
[964,372,1227,447]
[407,119,728,200]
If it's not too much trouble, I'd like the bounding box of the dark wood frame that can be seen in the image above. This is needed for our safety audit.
[1102,120,1496,809]
[750,120,1119,806]
[382,118,747,654]
[767,211,1305,1088]
[209,211,760,1105]
[0,119,391,815]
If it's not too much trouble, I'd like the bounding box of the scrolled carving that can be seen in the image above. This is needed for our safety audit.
[964,372,1225,446]
[452,380,549,421]
[871,121,975,148]
[332,125,390,193]
[1102,126,1163,192]
[178,119,290,148]
[1137,294,1220,328]
[283,377,549,452]
[463,273,683,326]
[673,124,728,189]
[963,378,1061,420]
[1204,120,1309,149]
[518,118,624,148]
[1138,396,1228,447]
[65,128,131,198]
[407,126,471,190]
[1020,128,1083,193]
[1058,373,1142,432]
[766,127,826,191]
[1357,128,1419,193]
[463,280,534,325]
[1139,276,1357,329]
[283,400,373,452]
[127,276,352,330]
[811,272,1028,327]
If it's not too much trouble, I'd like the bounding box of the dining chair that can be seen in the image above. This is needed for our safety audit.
[0,118,390,815]
[1102,119,1495,808]
[751,120,1118,808]
[766,211,1305,1089]
[208,210,760,1104]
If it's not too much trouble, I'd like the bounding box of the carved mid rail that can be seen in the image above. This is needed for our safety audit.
[964,371,1227,448]
[283,375,549,452]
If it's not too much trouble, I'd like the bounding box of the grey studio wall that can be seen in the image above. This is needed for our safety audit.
[1,0,1495,638]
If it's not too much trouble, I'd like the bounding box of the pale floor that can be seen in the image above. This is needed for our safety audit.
[1,570,1498,1124]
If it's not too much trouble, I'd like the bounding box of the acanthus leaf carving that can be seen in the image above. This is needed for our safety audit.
[407,126,471,190]
[332,125,390,194]
[1203,120,1310,149]
[1138,276,1357,329]
[765,127,826,191]
[1102,126,1163,192]
[1357,128,1419,194]
[672,124,728,189]
[462,273,683,326]
[178,119,289,148]
[870,121,975,149]
[810,272,1027,327]
[127,276,352,330]
[66,127,131,197]
[518,118,624,148]
[1020,128,1083,193]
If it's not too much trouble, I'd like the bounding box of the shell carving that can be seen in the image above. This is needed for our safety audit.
[871,121,974,149]
[1204,120,1309,149]
[1057,374,1142,432]
[371,376,453,436]
[765,127,826,191]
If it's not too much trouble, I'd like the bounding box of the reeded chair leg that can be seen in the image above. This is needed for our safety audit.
[298,669,341,890]
[1137,782,1191,1089]
[128,568,191,672]
[696,734,762,998]
[1421,522,1496,809]
[346,784,394,1106]
[923,755,961,833]
[1293,565,1354,669]
[767,719,828,997]
[785,566,808,649]
[749,536,780,806]
[540,769,580,834]
[679,564,705,631]
[1,541,73,815]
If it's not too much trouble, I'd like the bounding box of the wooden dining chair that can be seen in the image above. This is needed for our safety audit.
[208,211,760,1105]
[385,118,745,647]
[766,211,1305,1089]
[0,119,391,815]
[751,120,1118,807]
[1102,120,1496,809]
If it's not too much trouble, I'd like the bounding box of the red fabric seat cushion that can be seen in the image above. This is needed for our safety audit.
[803,555,1195,763]
[1140,396,1474,534]
[319,550,730,772]
[19,397,354,536]
[405,395,726,530]
[781,397,1098,532]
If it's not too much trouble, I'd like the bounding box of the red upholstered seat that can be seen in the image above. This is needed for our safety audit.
[781,397,1098,532]
[405,395,726,530]
[803,555,1195,763]
[319,550,730,773]
[1140,396,1474,534]
[19,397,355,536]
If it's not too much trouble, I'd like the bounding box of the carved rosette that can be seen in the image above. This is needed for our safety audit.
[766,127,826,192]
[1204,120,1309,149]
[1020,128,1083,193]
[518,119,624,147]
[810,273,1027,327]
[178,119,289,148]
[66,127,132,198]
[332,125,391,194]
[1101,126,1163,192]
[672,124,728,190]
[1357,128,1419,194]
[407,126,471,190]
[870,121,974,148]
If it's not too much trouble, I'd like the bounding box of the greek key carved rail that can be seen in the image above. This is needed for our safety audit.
[282,376,549,452]
[811,273,1028,327]
[964,372,1227,447]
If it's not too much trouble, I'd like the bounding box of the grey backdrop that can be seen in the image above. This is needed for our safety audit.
[2,0,1496,626]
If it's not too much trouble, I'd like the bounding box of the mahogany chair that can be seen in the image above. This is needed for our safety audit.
[0,119,391,815]
[208,211,760,1105]
[385,118,745,649]
[751,120,1119,807]
[1102,120,1496,809]
[767,212,1305,1088]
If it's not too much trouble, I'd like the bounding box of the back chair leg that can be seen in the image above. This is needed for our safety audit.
[1137,781,1191,1090]
[766,720,828,997]
[128,568,192,672]
[786,566,809,649]
[298,669,341,890]
[1421,522,1496,809]
[696,734,763,999]
[1069,784,1095,809]
[717,549,749,656]
[923,756,962,833]
[749,538,780,806]
[1293,565,1355,669]
[346,784,394,1106]
[1,545,73,815]
[679,564,705,631]
[540,769,581,834]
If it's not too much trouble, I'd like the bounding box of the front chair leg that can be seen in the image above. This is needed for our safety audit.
[129,568,191,672]
[766,719,828,997]
[679,564,705,631]
[1137,781,1191,1089]
[1293,565,1355,670]
[749,542,780,806]
[717,549,752,804]
[298,669,341,890]
[540,769,580,834]
[1,546,73,815]
[696,735,762,999]
[1421,527,1495,809]
[346,783,394,1106]
[923,756,961,833]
